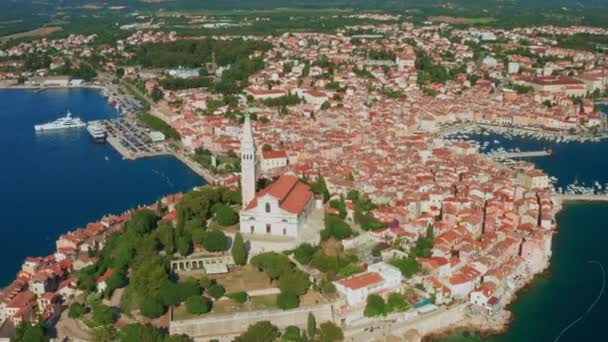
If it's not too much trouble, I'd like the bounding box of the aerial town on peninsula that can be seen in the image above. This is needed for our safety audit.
[1,5,608,342]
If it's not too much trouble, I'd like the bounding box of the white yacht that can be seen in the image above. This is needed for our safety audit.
[34,110,86,131]
[87,122,106,143]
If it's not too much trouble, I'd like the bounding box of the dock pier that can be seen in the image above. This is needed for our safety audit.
[486,150,552,160]
[557,194,608,202]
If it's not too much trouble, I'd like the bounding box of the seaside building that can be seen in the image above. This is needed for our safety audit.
[334,262,402,306]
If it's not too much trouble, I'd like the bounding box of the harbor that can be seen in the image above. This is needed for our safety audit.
[0,88,205,286]
[94,117,171,160]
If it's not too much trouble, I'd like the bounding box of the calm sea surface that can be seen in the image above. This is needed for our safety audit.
[0,89,204,286]
[439,117,608,341]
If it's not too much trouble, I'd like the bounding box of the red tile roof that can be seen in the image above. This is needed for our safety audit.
[338,272,384,290]
[245,175,313,215]
[262,150,288,159]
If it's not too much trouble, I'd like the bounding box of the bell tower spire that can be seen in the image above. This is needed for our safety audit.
[241,114,257,205]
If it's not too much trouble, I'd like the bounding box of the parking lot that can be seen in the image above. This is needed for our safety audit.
[100,117,168,159]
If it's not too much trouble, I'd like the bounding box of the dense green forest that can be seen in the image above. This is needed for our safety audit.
[130,39,271,68]
[3,0,608,39]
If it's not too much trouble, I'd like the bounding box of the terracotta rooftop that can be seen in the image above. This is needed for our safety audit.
[244,175,313,215]
[338,272,384,290]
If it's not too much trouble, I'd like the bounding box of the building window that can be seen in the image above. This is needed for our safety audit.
[283,228,287,236]
[265,203,271,213]
[250,226,254,234]
[266,224,271,234]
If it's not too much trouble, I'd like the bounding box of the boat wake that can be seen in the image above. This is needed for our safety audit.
[152,169,175,188]
[553,260,605,342]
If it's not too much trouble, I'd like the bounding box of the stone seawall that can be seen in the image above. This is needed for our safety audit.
[169,303,334,338]
[344,304,468,342]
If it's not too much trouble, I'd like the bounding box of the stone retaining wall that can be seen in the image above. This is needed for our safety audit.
[169,303,334,338]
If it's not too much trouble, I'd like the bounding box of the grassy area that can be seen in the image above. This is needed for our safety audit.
[0,26,62,42]
[136,112,181,140]
[210,265,272,294]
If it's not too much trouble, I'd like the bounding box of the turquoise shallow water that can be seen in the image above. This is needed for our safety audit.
[0,89,204,286]
[439,123,608,341]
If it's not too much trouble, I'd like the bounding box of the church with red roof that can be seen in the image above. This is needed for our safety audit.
[239,115,315,238]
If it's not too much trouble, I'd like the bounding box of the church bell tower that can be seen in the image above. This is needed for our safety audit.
[240,115,257,205]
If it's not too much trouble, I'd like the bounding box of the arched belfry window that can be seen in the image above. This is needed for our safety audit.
[265,203,271,213]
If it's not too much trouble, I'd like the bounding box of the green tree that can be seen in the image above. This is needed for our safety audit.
[387,292,409,312]
[90,326,117,342]
[11,322,47,342]
[277,291,300,310]
[177,234,193,256]
[150,86,164,102]
[68,302,87,318]
[208,284,226,299]
[364,294,386,317]
[226,291,249,303]
[202,230,228,252]
[186,296,211,315]
[294,243,316,265]
[307,312,317,338]
[235,321,280,342]
[155,221,176,254]
[104,267,128,295]
[91,304,116,327]
[215,205,239,226]
[126,210,158,235]
[278,270,311,295]
[321,214,353,240]
[282,326,302,341]
[167,335,194,342]
[390,257,420,278]
[310,175,330,202]
[251,252,292,280]
[232,232,248,265]
[318,322,344,342]
[117,323,164,342]
[140,297,165,319]
[160,280,201,307]
[115,68,125,79]
[130,254,169,300]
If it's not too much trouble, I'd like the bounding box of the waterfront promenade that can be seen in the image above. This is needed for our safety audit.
[556,194,608,202]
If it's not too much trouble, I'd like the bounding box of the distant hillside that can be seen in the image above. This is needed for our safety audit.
[2,0,608,38]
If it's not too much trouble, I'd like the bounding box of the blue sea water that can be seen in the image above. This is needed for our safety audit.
[0,89,204,286]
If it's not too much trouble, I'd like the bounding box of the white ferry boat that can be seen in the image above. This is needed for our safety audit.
[86,122,106,143]
[34,110,86,131]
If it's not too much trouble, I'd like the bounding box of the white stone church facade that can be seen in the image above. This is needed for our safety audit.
[238,115,315,239]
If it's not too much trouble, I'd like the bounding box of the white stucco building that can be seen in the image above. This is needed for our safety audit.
[261,150,289,173]
[334,262,402,306]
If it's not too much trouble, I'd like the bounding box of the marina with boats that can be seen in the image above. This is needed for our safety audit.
[444,121,608,201]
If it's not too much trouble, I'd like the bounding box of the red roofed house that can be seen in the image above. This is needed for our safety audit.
[333,262,402,306]
[96,269,113,293]
[261,150,289,173]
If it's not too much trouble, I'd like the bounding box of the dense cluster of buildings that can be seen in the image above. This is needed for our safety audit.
[2,15,608,339]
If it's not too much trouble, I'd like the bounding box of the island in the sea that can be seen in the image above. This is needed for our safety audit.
[1,3,608,342]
